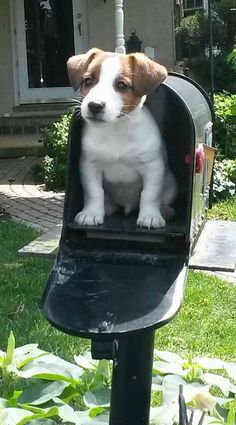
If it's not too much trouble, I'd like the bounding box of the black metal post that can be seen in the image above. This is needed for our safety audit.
[208,0,214,104]
[109,331,155,425]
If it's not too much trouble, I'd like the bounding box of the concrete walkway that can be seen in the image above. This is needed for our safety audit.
[0,156,64,231]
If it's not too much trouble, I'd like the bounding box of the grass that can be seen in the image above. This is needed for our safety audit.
[0,218,236,362]
[208,196,236,221]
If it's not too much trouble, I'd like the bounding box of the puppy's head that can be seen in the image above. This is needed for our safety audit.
[67,48,167,125]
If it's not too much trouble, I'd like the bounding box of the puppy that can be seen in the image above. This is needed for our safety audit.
[67,48,176,228]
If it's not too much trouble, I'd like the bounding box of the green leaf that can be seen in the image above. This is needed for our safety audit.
[1,408,34,425]
[74,352,98,370]
[194,357,225,370]
[154,350,183,364]
[5,331,15,366]
[16,406,59,425]
[149,403,178,425]
[153,361,185,376]
[89,406,106,418]
[22,420,57,425]
[161,375,186,404]
[227,407,235,425]
[18,381,68,405]
[83,388,111,408]
[202,373,231,396]
[57,404,80,423]
[224,363,236,381]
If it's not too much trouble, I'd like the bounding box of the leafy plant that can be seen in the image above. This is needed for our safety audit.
[35,112,73,190]
[214,93,236,159]
[0,332,111,424]
[1,334,236,424]
[213,160,236,201]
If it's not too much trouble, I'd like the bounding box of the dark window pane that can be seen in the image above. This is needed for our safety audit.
[24,0,75,88]
[196,0,203,7]
[186,0,194,8]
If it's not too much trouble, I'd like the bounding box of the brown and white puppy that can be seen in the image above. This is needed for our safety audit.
[67,48,176,228]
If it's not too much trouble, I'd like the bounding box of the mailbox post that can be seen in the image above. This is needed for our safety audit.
[41,73,214,425]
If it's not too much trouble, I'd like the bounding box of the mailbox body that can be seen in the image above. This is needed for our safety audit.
[41,73,213,339]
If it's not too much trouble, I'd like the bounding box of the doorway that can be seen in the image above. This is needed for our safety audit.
[13,0,87,103]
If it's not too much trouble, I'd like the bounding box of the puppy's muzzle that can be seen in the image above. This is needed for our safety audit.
[88,101,105,114]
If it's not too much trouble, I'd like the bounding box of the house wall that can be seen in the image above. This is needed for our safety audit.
[87,0,175,67]
[0,0,15,114]
[0,0,175,114]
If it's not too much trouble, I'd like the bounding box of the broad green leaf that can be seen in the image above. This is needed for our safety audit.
[153,360,185,376]
[89,406,106,418]
[150,403,178,425]
[224,363,236,381]
[0,398,7,408]
[59,385,81,404]
[162,375,186,403]
[16,406,59,425]
[227,407,235,425]
[194,357,224,370]
[96,360,111,381]
[154,350,183,365]
[74,352,98,370]
[18,381,68,405]
[2,408,34,425]
[21,354,83,381]
[83,388,111,408]
[202,373,231,396]
[5,331,15,366]
[22,420,57,425]
[57,403,80,423]
[18,360,80,384]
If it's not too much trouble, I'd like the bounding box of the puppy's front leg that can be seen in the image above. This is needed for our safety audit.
[75,158,105,226]
[137,163,166,229]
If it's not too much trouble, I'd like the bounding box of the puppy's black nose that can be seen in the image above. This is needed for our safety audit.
[88,101,105,114]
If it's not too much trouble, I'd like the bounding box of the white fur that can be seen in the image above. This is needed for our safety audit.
[75,56,176,228]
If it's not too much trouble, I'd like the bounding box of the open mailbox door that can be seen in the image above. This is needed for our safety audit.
[41,73,213,340]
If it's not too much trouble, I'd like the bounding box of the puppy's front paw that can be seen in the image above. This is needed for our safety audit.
[75,209,104,226]
[137,210,166,229]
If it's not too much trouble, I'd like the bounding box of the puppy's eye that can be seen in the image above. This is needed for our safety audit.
[83,77,93,88]
[116,81,129,92]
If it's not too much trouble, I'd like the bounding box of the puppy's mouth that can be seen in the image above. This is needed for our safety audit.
[85,115,106,124]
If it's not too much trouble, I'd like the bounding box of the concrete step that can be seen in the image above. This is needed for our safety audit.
[0,134,43,158]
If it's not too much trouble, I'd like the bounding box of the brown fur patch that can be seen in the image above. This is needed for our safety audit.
[118,56,143,113]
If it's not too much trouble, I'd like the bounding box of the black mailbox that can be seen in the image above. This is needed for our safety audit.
[41,73,214,425]
[42,73,213,339]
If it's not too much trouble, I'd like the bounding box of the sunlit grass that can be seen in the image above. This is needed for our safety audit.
[208,196,236,221]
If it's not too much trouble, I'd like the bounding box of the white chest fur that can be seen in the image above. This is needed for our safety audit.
[81,106,163,185]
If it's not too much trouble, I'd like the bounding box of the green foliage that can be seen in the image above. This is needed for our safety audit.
[214,93,236,159]
[213,160,236,201]
[184,55,236,93]
[0,333,111,424]
[1,334,236,424]
[176,12,206,57]
[35,112,73,190]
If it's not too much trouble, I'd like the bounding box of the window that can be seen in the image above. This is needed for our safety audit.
[183,0,203,10]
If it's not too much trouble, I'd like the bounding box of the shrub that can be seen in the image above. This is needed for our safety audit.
[184,55,236,93]
[35,112,73,190]
[213,159,236,201]
[214,93,236,159]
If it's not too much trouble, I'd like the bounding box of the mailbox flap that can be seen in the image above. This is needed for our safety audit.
[41,246,187,339]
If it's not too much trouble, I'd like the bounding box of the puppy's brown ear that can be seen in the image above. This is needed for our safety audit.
[67,48,102,91]
[129,53,167,96]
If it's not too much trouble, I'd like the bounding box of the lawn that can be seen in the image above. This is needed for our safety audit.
[208,196,236,221]
[1,218,236,362]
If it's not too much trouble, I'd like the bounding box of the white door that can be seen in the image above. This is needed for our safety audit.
[13,0,87,103]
